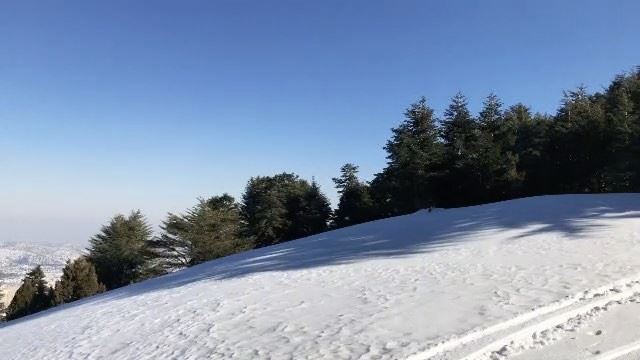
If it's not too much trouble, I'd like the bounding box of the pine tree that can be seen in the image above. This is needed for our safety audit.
[150,194,252,271]
[332,163,360,192]
[478,93,503,137]
[242,173,332,247]
[513,111,551,196]
[547,86,608,193]
[5,265,53,321]
[600,70,640,190]
[242,175,291,247]
[87,211,154,290]
[53,257,106,305]
[476,95,522,200]
[371,97,443,215]
[441,92,478,157]
[332,164,376,228]
[440,92,483,206]
[288,180,332,237]
[628,68,640,189]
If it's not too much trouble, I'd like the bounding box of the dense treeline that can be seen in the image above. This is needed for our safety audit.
[368,68,640,217]
[3,68,639,322]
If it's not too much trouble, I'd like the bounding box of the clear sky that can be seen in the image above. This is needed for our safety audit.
[1,0,638,246]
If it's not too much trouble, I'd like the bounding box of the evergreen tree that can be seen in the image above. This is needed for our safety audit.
[441,92,478,157]
[600,69,640,190]
[476,94,521,200]
[53,257,105,305]
[371,97,443,215]
[242,173,332,247]
[511,108,550,196]
[150,194,252,271]
[87,211,154,290]
[478,93,504,137]
[602,74,635,189]
[332,163,376,228]
[5,265,53,321]
[332,163,360,192]
[628,68,640,189]
[440,92,483,206]
[288,180,332,237]
[547,86,608,193]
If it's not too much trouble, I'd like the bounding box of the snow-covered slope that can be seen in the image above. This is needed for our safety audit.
[2,194,640,359]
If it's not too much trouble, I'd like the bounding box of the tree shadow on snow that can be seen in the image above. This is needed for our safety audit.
[2,193,639,328]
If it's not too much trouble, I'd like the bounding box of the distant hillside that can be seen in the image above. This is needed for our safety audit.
[0,243,82,301]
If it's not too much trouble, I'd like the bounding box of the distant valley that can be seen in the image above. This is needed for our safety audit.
[0,242,82,302]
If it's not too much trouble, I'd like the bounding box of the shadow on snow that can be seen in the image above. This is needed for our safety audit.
[3,193,640,328]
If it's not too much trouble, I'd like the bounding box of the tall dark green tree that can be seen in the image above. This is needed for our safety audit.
[441,92,478,157]
[477,94,506,199]
[600,69,640,190]
[440,92,483,206]
[242,173,332,247]
[547,86,608,193]
[371,97,443,215]
[290,180,332,236]
[5,266,53,321]
[476,96,523,200]
[53,257,106,305]
[478,93,504,137]
[511,107,550,196]
[628,68,640,189]
[150,194,252,271]
[87,211,154,290]
[332,163,376,228]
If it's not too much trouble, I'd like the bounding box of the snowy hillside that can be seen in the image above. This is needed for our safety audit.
[2,194,640,359]
[0,243,82,290]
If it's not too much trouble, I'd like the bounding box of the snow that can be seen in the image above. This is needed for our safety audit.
[2,194,640,359]
[0,243,82,302]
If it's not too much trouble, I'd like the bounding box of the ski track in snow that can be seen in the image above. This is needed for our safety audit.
[408,276,640,359]
[2,194,640,360]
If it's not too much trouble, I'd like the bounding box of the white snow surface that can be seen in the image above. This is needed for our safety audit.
[2,194,640,359]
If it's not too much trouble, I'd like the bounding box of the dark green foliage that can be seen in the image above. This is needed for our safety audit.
[242,173,332,247]
[545,86,609,193]
[53,257,106,305]
[290,180,333,237]
[599,69,640,190]
[5,266,54,321]
[150,194,253,271]
[441,92,478,157]
[512,110,550,196]
[475,95,521,201]
[439,92,485,206]
[372,97,443,215]
[332,164,377,228]
[368,67,640,214]
[87,211,154,290]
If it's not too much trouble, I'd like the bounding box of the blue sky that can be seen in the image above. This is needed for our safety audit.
[1,0,638,245]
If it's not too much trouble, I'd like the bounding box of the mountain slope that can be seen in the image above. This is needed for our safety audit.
[1,194,640,359]
[0,243,82,302]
